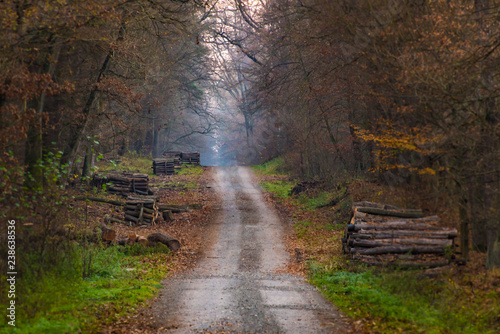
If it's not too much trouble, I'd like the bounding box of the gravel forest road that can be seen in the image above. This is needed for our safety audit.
[153,166,352,333]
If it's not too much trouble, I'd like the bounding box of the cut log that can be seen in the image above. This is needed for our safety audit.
[355,207,424,218]
[352,211,439,223]
[137,236,148,246]
[158,204,190,213]
[358,260,450,268]
[352,201,403,211]
[75,196,125,206]
[128,233,138,245]
[348,223,440,231]
[351,238,453,248]
[147,232,180,252]
[125,205,154,214]
[350,245,447,255]
[351,229,458,239]
[100,223,116,242]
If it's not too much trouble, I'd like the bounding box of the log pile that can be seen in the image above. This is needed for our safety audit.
[162,151,182,166]
[180,152,200,165]
[124,196,159,226]
[93,172,149,195]
[343,201,457,268]
[152,158,175,175]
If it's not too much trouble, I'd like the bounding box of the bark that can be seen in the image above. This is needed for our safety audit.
[355,207,424,218]
[348,223,439,231]
[459,194,470,261]
[82,145,93,178]
[350,229,457,239]
[351,245,447,255]
[351,238,452,248]
[25,41,62,187]
[147,232,180,252]
[75,196,125,206]
[357,260,450,269]
[486,226,500,269]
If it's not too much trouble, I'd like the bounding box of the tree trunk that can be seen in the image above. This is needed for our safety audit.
[82,145,93,178]
[459,195,470,261]
[24,42,62,188]
[152,116,159,158]
[351,245,446,255]
[486,227,500,269]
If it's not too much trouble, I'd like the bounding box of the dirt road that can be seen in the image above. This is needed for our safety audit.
[153,167,352,333]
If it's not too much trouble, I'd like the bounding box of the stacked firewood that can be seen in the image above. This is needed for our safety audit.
[162,151,182,166]
[93,171,149,195]
[152,158,175,175]
[343,201,458,268]
[180,152,200,165]
[124,196,159,225]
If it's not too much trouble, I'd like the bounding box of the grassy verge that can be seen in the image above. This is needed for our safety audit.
[310,264,500,333]
[176,164,204,176]
[95,152,153,175]
[253,159,500,334]
[0,244,172,334]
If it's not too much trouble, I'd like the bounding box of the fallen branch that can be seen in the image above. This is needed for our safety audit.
[75,196,125,206]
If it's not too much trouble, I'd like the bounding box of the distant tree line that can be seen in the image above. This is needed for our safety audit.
[0,0,214,186]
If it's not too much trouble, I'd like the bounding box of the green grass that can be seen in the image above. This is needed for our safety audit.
[252,157,286,175]
[296,190,333,210]
[95,152,153,175]
[259,180,296,199]
[309,264,500,333]
[0,244,172,334]
[176,164,204,176]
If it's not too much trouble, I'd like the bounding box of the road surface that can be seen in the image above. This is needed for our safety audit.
[152,166,352,333]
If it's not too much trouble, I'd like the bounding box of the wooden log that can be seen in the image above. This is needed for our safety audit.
[162,210,174,222]
[128,233,138,245]
[351,238,453,248]
[355,206,424,218]
[75,196,125,206]
[126,200,155,205]
[125,210,153,219]
[353,211,439,223]
[100,223,116,242]
[158,204,190,213]
[350,245,447,255]
[125,214,139,223]
[137,236,148,246]
[350,229,458,239]
[358,260,450,268]
[147,232,180,252]
[125,205,154,214]
[348,223,440,232]
[352,201,403,211]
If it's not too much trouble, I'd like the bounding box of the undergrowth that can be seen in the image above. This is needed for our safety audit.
[95,152,153,175]
[253,157,286,175]
[0,244,171,334]
[309,264,500,333]
[259,180,296,199]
